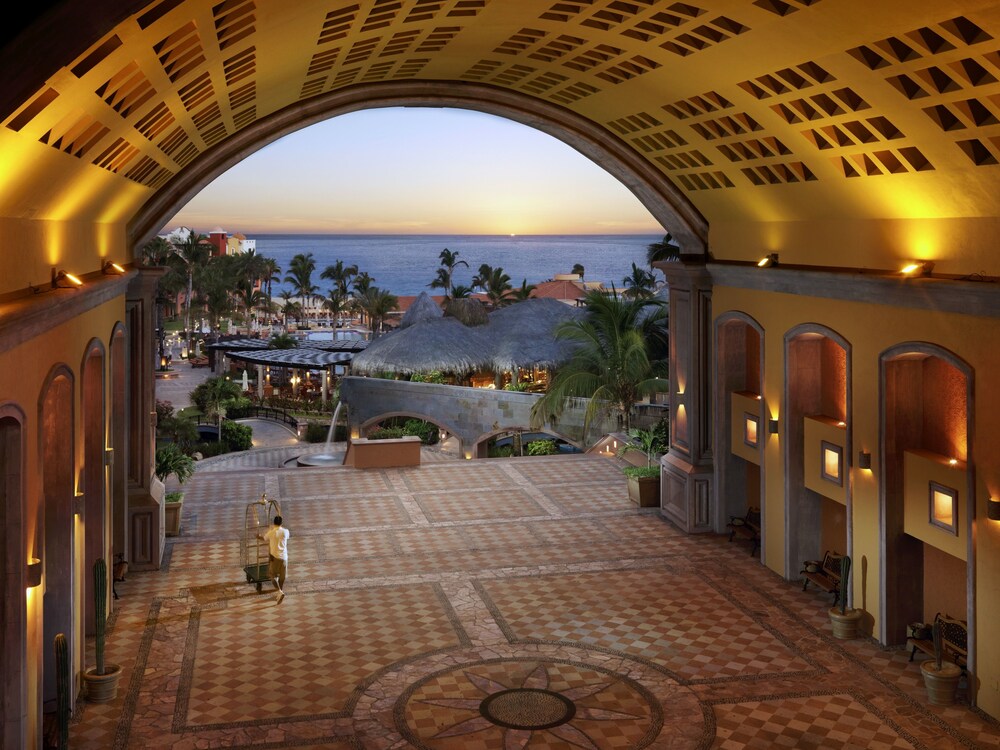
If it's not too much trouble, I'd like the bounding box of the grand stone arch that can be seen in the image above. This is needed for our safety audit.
[128,81,708,257]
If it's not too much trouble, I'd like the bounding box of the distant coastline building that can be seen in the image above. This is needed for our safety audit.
[162,226,256,257]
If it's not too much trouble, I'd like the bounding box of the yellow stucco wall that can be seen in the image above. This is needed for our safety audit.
[712,284,1000,717]
[0,295,126,746]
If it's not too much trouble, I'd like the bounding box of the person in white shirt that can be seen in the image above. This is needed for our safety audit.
[261,515,289,603]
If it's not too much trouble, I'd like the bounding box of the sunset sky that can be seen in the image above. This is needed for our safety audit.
[165,108,663,235]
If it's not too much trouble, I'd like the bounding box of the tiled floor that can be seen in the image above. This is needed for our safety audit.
[72,454,1000,749]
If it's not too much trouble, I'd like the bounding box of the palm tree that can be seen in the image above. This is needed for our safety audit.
[622,262,657,299]
[320,260,358,296]
[236,282,263,325]
[323,288,348,324]
[171,229,213,339]
[260,257,281,314]
[450,284,473,299]
[646,233,680,267]
[572,263,585,279]
[284,252,319,320]
[352,271,374,296]
[509,279,536,302]
[141,236,174,266]
[530,291,668,437]
[191,377,243,443]
[428,267,453,299]
[474,264,513,308]
[437,248,468,297]
[356,286,398,336]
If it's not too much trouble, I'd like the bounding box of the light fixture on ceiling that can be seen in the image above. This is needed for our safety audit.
[51,269,83,288]
[102,260,126,275]
[757,253,779,268]
[900,260,934,276]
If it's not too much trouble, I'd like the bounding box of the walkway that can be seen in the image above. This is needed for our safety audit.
[73,455,999,749]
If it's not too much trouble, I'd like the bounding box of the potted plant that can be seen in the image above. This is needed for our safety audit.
[920,620,962,704]
[82,558,122,702]
[828,554,863,638]
[155,443,195,536]
[618,425,666,507]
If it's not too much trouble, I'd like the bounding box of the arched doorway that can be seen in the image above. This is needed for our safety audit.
[714,313,765,554]
[879,344,974,692]
[39,367,76,711]
[0,407,27,748]
[81,342,106,635]
[783,326,852,582]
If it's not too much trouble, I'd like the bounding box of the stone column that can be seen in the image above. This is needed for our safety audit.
[656,261,714,533]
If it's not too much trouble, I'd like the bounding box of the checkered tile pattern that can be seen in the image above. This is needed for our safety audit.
[480,569,814,680]
[184,584,465,726]
[713,693,917,749]
[70,455,1000,750]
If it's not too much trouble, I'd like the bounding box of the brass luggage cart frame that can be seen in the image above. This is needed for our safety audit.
[241,493,281,591]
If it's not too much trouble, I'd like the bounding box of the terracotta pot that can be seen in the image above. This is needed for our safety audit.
[626,474,660,507]
[83,664,122,703]
[921,660,962,705]
[164,497,184,536]
[828,607,863,639]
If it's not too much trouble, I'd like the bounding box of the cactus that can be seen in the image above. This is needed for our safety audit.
[94,557,107,675]
[838,555,851,615]
[933,619,944,671]
[55,633,69,750]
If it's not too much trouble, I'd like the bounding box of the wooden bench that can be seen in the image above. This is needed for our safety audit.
[726,507,761,555]
[909,613,967,669]
[189,355,209,368]
[800,550,843,606]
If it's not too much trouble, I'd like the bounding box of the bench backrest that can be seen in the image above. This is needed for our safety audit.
[935,613,968,657]
[746,507,761,527]
[821,551,844,581]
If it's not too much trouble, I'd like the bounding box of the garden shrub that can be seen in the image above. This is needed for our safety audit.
[222,420,253,451]
[368,427,405,440]
[304,422,349,443]
[403,418,439,444]
[526,439,559,456]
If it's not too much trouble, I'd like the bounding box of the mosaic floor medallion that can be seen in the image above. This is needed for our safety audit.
[397,658,670,749]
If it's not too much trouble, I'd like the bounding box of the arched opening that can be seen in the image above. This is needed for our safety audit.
[880,345,974,685]
[0,408,26,749]
[714,313,765,557]
[129,82,706,256]
[81,342,106,635]
[39,368,76,711]
[473,426,583,459]
[109,325,127,564]
[783,326,852,583]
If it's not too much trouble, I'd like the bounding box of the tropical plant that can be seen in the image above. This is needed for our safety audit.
[474,263,513,307]
[140,235,174,266]
[284,252,319,320]
[428,267,453,298]
[572,263,585,278]
[437,248,468,297]
[526,439,559,455]
[320,260,358,296]
[530,291,669,437]
[450,284,473,299]
[509,279,536,302]
[356,286,398,335]
[191,377,243,441]
[154,443,195,484]
[838,555,851,616]
[646,232,681,267]
[618,426,666,468]
[221,420,253,451]
[622,262,657,299]
[260,257,281,311]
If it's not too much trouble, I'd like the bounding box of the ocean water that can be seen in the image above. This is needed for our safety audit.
[254,234,661,297]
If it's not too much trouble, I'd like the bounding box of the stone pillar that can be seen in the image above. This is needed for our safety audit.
[656,261,714,533]
[126,268,166,569]
[322,369,329,403]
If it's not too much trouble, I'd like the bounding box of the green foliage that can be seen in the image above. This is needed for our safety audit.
[221,420,253,451]
[618,426,667,468]
[155,443,195,484]
[530,291,669,437]
[94,558,107,675]
[165,491,184,503]
[303,422,350,443]
[403,418,439,444]
[411,370,446,384]
[488,444,515,458]
[268,332,298,349]
[55,633,69,748]
[155,399,174,421]
[193,440,229,458]
[526,439,559,455]
[623,465,660,479]
[191,376,243,417]
[368,426,406,440]
[839,555,852,615]
[503,380,529,391]
[157,414,199,452]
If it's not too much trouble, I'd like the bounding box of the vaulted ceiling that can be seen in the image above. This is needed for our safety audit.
[2,0,999,269]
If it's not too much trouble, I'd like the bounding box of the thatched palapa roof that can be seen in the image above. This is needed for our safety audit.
[351,298,584,377]
[399,291,443,329]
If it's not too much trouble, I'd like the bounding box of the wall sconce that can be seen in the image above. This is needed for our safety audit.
[105,447,115,466]
[768,417,779,434]
[900,260,934,276]
[858,450,872,470]
[988,497,1000,521]
[51,269,83,288]
[757,253,779,268]
[27,557,42,588]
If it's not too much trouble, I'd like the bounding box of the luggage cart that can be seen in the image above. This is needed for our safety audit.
[241,493,281,591]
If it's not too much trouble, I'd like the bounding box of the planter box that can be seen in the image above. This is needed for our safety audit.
[165,498,184,536]
[626,474,660,507]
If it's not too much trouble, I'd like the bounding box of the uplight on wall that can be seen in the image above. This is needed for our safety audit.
[757,253,779,268]
[769,417,779,434]
[858,450,872,470]
[102,261,126,274]
[27,557,42,588]
[52,269,83,288]
[988,497,1000,521]
[901,260,934,276]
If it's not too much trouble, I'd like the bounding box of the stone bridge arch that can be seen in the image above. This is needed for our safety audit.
[471,426,584,459]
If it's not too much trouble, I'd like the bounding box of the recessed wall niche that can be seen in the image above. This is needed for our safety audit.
[785,330,848,580]
[715,316,763,540]
[881,348,969,645]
